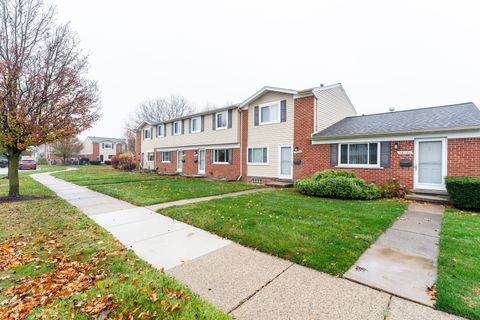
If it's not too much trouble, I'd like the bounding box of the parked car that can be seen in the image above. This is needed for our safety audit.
[19,157,37,170]
[0,156,7,168]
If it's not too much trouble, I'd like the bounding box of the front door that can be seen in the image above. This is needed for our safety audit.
[279,145,293,179]
[198,149,205,174]
[100,155,104,163]
[414,138,447,190]
[177,150,183,172]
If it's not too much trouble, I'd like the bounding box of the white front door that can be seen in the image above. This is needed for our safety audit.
[177,150,183,172]
[198,149,205,174]
[279,145,293,179]
[414,138,447,190]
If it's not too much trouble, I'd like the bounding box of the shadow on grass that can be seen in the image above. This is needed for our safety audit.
[0,195,54,203]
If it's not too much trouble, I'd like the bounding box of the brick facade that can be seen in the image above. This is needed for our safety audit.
[135,131,141,166]
[447,138,480,176]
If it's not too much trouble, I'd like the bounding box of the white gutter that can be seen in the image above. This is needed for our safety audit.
[237,107,243,181]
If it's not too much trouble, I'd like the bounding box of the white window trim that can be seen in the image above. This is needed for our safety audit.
[213,148,230,164]
[157,124,165,137]
[147,152,154,162]
[278,145,293,179]
[173,121,182,136]
[161,151,171,163]
[191,117,201,133]
[337,142,381,169]
[215,111,228,130]
[259,100,281,126]
[247,145,269,165]
[144,129,152,140]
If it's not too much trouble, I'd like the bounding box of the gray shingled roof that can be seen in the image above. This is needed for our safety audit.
[312,102,480,139]
[87,136,125,144]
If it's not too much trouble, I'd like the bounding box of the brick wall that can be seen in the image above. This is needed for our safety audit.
[241,110,248,180]
[182,150,199,175]
[135,131,141,165]
[91,143,100,161]
[156,151,177,173]
[205,148,241,181]
[448,138,480,176]
[293,95,317,180]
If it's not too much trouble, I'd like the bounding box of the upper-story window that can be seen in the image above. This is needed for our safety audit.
[102,142,113,149]
[143,128,152,140]
[157,124,165,137]
[215,111,228,129]
[173,121,182,135]
[260,101,280,125]
[339,142,379,167]
[191,117,201,133]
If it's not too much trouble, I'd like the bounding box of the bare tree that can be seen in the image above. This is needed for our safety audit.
[124,94,195,131]
[51,136,83,164]
[0,0,100,197]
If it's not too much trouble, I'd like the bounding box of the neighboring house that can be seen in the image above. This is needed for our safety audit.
[80,136,126,162]
[136,83,480,192]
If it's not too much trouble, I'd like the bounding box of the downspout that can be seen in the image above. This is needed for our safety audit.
[237,107,243,181]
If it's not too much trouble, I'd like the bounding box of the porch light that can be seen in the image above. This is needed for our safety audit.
[394,143,399,150]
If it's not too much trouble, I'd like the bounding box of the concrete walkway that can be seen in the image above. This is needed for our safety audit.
[145,187,273,211]
[345,203,444,306]
[32,172,463,320]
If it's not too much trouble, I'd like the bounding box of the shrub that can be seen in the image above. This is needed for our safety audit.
[115,153,136,171]
[104,160,112,165]
[90,160,101,165]
[445,176,480,210]
[295,170,380,200]
[111,155,119,169]
[36,155,47,165]
[79,157,90,165]
[312,169,356,181]
[379,179,407,198]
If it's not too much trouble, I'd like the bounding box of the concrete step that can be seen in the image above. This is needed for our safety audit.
[411,189,448,196]
[181,174,206,178]
[265,181,294,188]
[405,193,450,204]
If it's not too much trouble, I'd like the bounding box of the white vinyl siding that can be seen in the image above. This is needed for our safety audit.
[247,92,294,178]
[247,147,268,165]
[314,85,356,132]
[339,142,380,167]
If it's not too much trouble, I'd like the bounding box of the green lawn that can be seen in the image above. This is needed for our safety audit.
[436,208,480,320]
[161,189,407,275]
[0,177,229,319]
[52,166,260,206]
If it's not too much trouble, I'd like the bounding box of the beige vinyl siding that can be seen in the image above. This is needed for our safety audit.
[81,138,93,155]
[314,85,357,132]
[140,125,156,169]
[154,110,240,149]
[98,141,118,160]
[246,92,294,178]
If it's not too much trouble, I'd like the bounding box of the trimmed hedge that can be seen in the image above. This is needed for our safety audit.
[295,170,380,200]
[90,160,101,165]
[445,176,480,210]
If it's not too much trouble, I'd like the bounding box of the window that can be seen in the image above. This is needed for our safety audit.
[173,121,182,135]
[157,124,164,137]
[247,147,268,164]
[213,149,230,164]
[161,151,172,163]
[191,117,201,133]
[143,128,152,140]
[215,111,227,129]
[339,143,379,166]
[102,143,113,149]
[260,102,280,125]
[108,155,113,159]
[147,152,154,161]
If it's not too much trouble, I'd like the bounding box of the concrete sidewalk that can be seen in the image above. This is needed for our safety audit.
[32,172,463,320]
[345,203,444,306]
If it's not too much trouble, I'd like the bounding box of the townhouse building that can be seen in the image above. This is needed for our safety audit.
[136,83,480,192]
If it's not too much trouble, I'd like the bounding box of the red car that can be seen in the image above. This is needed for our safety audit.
[19,157,37,170]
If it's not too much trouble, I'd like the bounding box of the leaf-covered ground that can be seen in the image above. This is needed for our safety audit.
[52,166,260,206]
[161,189,407,275]
[436,208,480,320]
[0,177,229,319]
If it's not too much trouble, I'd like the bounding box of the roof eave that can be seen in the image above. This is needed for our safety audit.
[310,126,480,141]
[239,86,298,108]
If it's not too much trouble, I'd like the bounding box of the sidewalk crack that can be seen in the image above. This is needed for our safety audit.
[227,262,294,314]
[384,295,393,320]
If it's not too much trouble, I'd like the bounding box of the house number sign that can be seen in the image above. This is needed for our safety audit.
[397,150,413,155]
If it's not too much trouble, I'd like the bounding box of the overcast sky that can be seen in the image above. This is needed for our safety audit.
[51,0,480,139]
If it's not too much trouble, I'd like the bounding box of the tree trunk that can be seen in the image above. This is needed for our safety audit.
[7,151,21,197]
